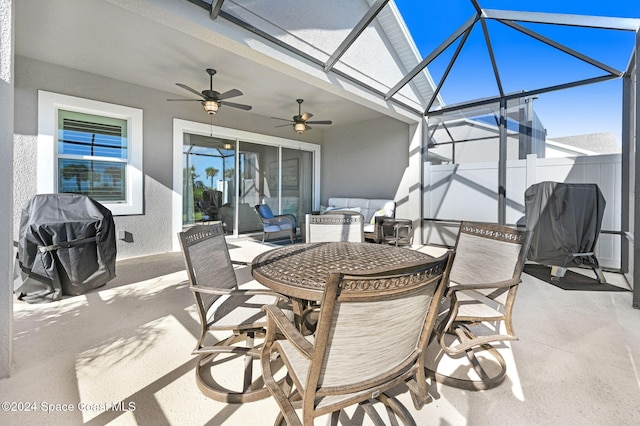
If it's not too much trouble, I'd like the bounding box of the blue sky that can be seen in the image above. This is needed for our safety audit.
[394,0,640,141]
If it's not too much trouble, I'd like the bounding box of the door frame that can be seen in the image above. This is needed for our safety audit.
[172,119,321,251]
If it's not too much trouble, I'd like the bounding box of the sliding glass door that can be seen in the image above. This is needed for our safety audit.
[177,121,319,239]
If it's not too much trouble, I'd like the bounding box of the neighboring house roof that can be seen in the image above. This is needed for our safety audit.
[546,132,621,155]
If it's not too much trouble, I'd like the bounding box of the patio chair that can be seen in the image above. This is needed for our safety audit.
[426,222,531,391]
[197,189,223,222]
[261,252,452,425]
[178,223,292,403]
[304,212,365,242]
[254,204,297,243]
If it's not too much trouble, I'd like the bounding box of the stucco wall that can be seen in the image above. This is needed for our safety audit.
[14,56,326,259]
[13,57,174,258]
[321,116,409,202]
[14,56,421,258]
[320,116,423,243]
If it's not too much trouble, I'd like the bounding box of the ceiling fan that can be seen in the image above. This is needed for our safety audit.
[166,68,252,114]
[271,99,333,134]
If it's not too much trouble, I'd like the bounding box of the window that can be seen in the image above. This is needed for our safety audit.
[38,91,143,215]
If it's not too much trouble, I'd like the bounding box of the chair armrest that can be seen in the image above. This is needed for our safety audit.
[279,214,297,227]
[271,214,296,228]
[446,277,521,295]
[189,286,233,296]
[190,286,289,303]
[370,215,392,243]
[263,304,314,359]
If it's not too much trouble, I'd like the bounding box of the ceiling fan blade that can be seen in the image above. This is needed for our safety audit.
[166,98,202,102]
[176,83,206,99]
[305,124,312,130]
[300,112,313,121]
[219,100,252,111]
[274,124,292,128]
[271,117,294,122]
[216,88,243,100]
[305,120,333,125]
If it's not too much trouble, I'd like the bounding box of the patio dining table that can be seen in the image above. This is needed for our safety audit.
[251,242,435,320]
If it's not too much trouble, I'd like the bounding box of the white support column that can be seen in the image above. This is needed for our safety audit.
[402,118,423,246]
[0,0,15,378]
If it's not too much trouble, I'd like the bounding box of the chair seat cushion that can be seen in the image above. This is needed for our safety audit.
[207,286,292,330]
[264,223,293,232]
[451,286,504,319]
[363,223,375,233]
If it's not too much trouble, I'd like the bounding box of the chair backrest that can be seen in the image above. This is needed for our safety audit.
[178,223,238,322]
[255,204,274,219]
[450,222,530,286]
[305,253,451,395]
[305,213,365,242]
[203,189,223,209]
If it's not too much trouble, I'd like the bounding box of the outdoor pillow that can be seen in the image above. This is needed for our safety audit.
[257,204,274,218]
[370,209,387,224]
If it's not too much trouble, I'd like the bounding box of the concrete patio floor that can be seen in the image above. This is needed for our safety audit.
[1,238,640,425]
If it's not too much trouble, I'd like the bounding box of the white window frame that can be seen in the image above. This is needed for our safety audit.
[37,91,143,215]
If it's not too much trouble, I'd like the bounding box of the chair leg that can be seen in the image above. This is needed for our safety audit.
[425,326,508,391]
[360,394,417,426]
[243,332,255,392]
[195,333,272,403]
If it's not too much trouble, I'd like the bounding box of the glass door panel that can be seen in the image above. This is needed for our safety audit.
[182,134,235,232]
[282,148,313,226]
[237,141,279,235]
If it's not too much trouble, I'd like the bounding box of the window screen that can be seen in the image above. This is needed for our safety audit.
[57,110,128,202]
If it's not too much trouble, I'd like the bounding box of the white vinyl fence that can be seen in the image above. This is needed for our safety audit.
[423,154,622,269]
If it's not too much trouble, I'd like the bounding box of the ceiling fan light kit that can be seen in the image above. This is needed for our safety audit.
[271,98,333,135]
[166,68,252,115]
[202,100,219,114]
[294,122,306,134]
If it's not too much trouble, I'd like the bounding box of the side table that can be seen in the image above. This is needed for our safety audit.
[381,218,413,246]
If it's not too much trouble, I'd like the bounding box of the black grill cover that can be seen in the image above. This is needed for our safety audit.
[525,181,605,268]
[14,194,117,303]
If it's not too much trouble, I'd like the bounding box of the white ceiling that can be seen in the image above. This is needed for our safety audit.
[14,0,394,132]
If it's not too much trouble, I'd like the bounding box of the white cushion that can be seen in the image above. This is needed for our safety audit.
[327,198,395,223]
[370,208,386,224]
[325,206,361,214]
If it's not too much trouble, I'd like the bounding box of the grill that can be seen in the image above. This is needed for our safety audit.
[14,194,117,303]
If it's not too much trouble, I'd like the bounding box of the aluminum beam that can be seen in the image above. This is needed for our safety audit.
[483,9,640,31]
[427,74,620,116]
[425,27,472,112]
[621,72,631,276]
[385,15,480,101]
[324,0,390,72]
[634,29,640,309]
[498,98,507,225]
[481,17,504,97]
[209,0,224,20]
[498,19,623,77]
